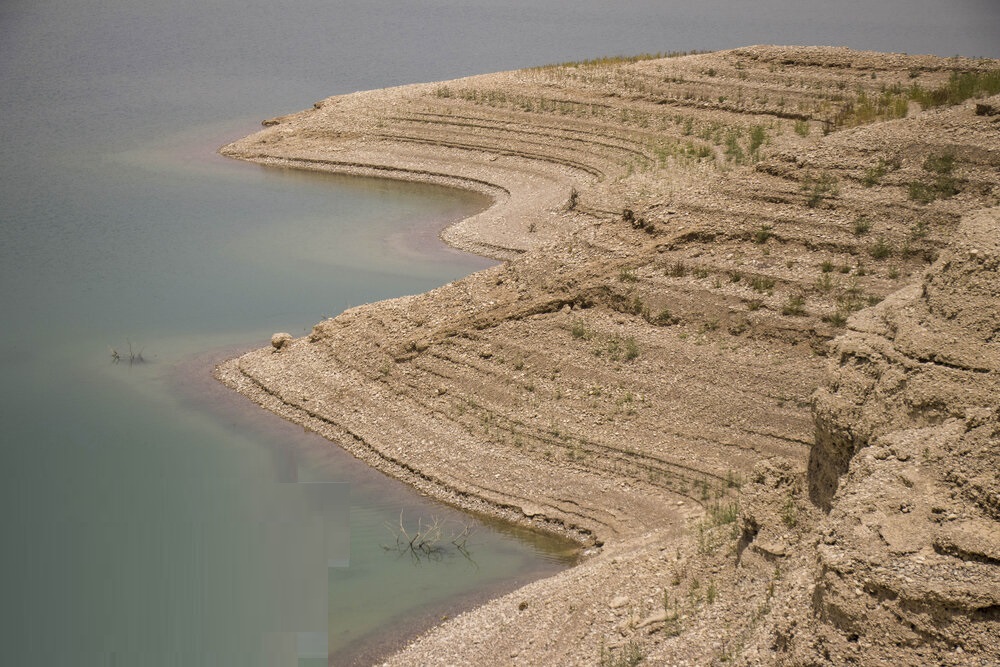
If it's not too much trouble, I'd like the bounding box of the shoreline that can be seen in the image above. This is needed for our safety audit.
[217,46,1000,665]
[183,346,577,665]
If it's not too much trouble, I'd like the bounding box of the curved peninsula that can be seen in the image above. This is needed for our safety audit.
[218,46,1000,665]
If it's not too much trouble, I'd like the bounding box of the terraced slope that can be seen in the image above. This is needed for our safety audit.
[218,46,1000,665]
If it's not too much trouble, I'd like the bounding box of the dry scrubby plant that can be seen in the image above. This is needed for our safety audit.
[600,639,645,667]
[383,510,475,562]
[110,340,146,365]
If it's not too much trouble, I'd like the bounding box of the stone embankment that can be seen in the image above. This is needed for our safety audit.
[217,46,1000,665]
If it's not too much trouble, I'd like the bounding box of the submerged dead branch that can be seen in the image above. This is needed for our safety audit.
[383,509,477,563]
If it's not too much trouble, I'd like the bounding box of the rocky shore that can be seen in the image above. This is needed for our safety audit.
[216,46,999,665]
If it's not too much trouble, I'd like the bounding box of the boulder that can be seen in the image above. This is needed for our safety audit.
[271,332,293,350]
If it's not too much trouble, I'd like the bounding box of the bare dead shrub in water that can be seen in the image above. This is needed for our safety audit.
[110,339,147,366]
[383,510,476,563]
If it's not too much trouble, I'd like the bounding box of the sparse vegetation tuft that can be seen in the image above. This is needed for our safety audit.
[781,294,806,316]
[802,171,840,207]
[869,237,893,259]
[908,151,961,203]
[754,224,773,244]
[750,275,775,294]
[600,640,645,667]
[619,267,639,282]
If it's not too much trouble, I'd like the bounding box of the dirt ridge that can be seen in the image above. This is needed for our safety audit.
[217,46,1000,665]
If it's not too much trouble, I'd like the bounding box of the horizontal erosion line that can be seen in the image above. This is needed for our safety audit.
[240,154,513,197]
[399,112,656,158]
[370,133,607,179]
[238,364,601,540]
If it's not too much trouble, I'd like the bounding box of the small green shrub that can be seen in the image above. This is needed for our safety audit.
[754,224,774,244]
[909,151,961,203]
[823,311,848,327]
[869,237,893,259]
[750,275,775,294]
[852,216,872,236]
[923,151,955,175]
[815,273,835,293]
[862,165,883,187]
[802,171,840,207]
[708,502,739,525]
[781,495,798,528]
[667,260,688,277]
[623,336,640,361]
[749,125,767,158]
[782,294,806,316]
[651,309,678,326]
[600,640,645,667]
[724,130,745,164]
[619,268,639,282]
[908,180,936,204]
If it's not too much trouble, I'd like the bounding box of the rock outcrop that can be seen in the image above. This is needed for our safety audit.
[791,208,1000,665]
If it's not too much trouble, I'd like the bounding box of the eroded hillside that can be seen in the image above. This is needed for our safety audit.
[217,47,999,665]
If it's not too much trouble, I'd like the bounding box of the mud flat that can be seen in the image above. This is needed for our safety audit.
[217,46,1000,665]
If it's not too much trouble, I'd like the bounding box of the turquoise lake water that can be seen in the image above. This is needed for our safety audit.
[2,0,997,664]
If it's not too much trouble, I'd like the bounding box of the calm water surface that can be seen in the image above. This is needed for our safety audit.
[2,0,997,664]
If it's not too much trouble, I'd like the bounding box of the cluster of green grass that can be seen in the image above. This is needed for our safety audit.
[861,156,902,187]
[781,294,806,316]
[910,69,1000,108]
[541,50,709,71]
[834,87,910,128]
[801,171,840,207]
[571,318,592,340]
[749,275,775,295]
[697,501,741,555]
[600,640,645,667]
[908,151,962,204]
[597,335,640,362]
[650,308,678,326]
[619,267,639,283]
[753,224,773,244]
[832,68,1000,128]
[869,237,893,259]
